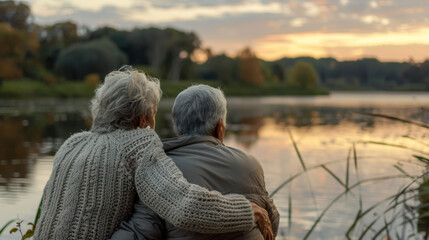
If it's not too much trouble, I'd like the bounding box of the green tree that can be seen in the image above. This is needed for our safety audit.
[165,28,201,82]
[271,63,284,82]
[38,21,80,70]
[291,61,318,89]
[198,54,240,84]
[54,38,128,80]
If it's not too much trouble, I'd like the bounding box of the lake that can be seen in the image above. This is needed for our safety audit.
[1,92,429,239]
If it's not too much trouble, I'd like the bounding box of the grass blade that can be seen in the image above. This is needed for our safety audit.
[413,155,429,164]
[34,196,43,226]
[402,135,429,148]
[0,219,16,235]
[346,148,351,190]
[361,141,429,156]
[353,143,358,170]
[303,175,408,240]
[288,192,292,229]
[393,164,414,179]
[384,216,390,240]
[346,209,361,239]
[321,165,346,189]
[371,211,401,240]
[356,112,429,129]
[287,128,306,171]
[358,217,379,240]
[270,159,343,197]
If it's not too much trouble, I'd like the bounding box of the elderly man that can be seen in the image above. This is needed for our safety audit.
[111,85,279,240]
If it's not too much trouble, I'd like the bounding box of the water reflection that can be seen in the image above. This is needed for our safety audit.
[0,110,88,195]
[0,118,32,189]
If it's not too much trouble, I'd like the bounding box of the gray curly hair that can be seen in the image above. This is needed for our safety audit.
[90,66,161,133]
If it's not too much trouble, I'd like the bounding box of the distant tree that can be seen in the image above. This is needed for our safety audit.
[402,59,429,88]
[271,63,284,82]
[85,27,201,81]
[291,61,318,89]
[0,1,31,30]
[0,1,39,79]
[165,29,201,82]
[55,38,127,80]
[198,54,240,84]
[238,48,264,85]
[38,21,79,70]
[0,23,25,78]
[0,22,38,79]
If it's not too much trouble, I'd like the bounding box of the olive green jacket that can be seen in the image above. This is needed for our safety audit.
[111,135,279,240]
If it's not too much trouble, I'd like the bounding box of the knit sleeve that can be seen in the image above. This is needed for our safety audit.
[127,130,255,233]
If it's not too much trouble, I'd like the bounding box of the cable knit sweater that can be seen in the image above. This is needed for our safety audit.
[34,128,254,240]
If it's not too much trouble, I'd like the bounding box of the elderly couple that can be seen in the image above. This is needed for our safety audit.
[34,67,279,240]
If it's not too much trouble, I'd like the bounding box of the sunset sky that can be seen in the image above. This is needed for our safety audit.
[28,0,429,62]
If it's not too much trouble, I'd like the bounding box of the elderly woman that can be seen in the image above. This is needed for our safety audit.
[34,67,272,240]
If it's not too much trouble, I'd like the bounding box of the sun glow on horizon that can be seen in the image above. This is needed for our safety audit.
[254,27,429,62]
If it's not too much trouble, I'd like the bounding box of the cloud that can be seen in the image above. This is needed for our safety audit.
[302,2,321,17]
[34,6,130,29]
[125,1,290,23]
[290,18,307,27]
[361,15,390,25]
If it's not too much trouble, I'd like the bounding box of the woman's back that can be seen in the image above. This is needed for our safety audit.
[35,130,139,239]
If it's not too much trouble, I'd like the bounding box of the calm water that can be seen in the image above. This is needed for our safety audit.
[1,92,429,239]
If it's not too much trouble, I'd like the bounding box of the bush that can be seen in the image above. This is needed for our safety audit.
[291,62,318,89]
[55,38,128,80]
[84,73,100,89]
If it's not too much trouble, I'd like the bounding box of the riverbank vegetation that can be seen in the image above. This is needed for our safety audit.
[1,1,429,99]
[270,113,429,239]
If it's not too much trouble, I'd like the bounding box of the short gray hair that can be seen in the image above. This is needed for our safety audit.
[91,66,161,133]
[172,85,227,135]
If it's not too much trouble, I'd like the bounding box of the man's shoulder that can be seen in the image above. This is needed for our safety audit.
[222,145,261,168]
[224,145,250,158]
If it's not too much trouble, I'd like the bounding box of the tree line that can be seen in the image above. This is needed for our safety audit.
[1,0,428,90]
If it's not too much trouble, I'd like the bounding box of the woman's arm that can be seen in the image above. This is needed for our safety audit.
[128,131,255,234]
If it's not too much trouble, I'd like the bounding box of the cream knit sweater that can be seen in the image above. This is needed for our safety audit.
[34,128,254,239]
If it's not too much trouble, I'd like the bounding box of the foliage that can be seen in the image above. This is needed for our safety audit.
[271,112,429,239]
[86,27,201,81]
[55,38,128,80]
[270,63,285,82]
[238,48,265,85]
[291,61,318,89]
[0,0,31,30]
[160,80,329,98]
[0,23,38,79]
[198,54,240,84]
[38,21,79,70]
[0,79,95,98]
[1,197,41,239]
[8,220,36,240]
[84,73,100,88]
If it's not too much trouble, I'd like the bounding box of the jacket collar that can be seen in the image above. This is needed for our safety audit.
[163,135,224,152]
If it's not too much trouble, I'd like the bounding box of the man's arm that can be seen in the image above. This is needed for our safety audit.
[128,132,256,233]
[109,199,165,240]
[248,155,280,237]
[246,194,279,237]
[265,197,280,237]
